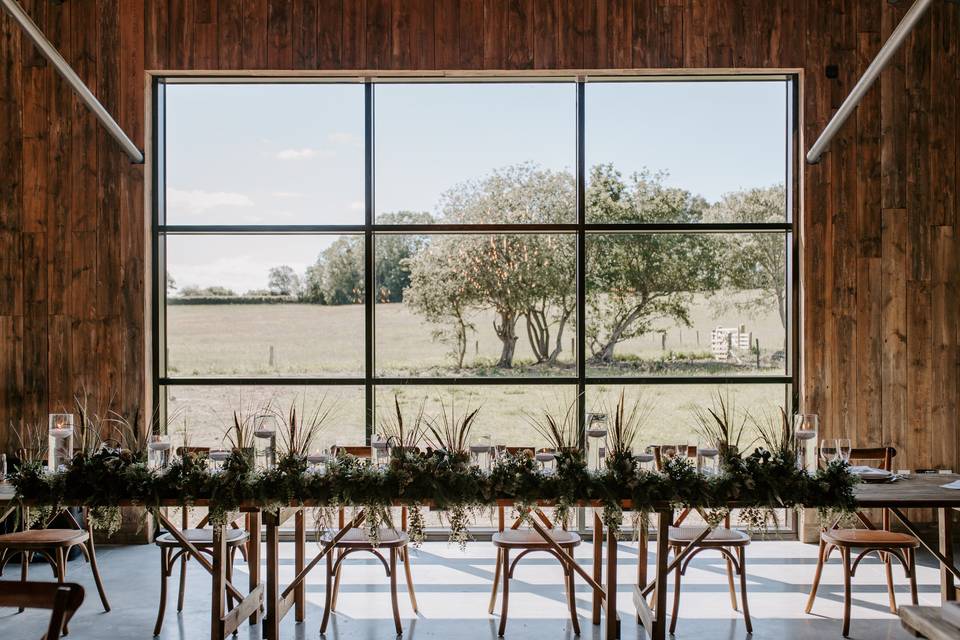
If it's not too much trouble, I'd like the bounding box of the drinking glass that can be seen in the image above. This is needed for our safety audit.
[470,434,493,471]
[819,439,838,466]
[837,438,852,463]
[148,434,172,469]
[253,415,278,471]
[794,414,819,471]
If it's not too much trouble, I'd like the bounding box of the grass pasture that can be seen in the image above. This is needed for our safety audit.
[164,294,789,448]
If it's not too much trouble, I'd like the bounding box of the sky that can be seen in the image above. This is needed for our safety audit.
[164,80,788,293]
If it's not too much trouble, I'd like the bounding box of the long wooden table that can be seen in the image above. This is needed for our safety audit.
[4,475,955,640]
[853,473,960,602]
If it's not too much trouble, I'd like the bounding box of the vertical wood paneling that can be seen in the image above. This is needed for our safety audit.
[0,0,956,483]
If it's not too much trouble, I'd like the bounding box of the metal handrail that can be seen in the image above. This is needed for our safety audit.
[1,0,144,164]
[806,0,935,164]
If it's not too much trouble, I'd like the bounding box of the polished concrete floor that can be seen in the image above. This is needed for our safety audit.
[0,538,943,639]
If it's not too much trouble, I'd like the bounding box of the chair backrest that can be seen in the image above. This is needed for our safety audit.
[335,445,372,458]
[814,446,896,471]
[816,446,897,531]
[0,581,84,640]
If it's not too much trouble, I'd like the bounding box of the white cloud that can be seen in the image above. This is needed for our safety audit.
[271,191,304,198]
[167,188,254,215]
[349,201,364,210]
[275,148,319,160]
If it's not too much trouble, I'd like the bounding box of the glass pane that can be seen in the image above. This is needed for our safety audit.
[374,83,576,222]
[165,234,363,377]
[375,233,576,377]
[374,385,576,449]
[165,83,364,225]
[585,232,787,377]
[586,80,788,223]
[164,385,365,450]
[585,383,788,453]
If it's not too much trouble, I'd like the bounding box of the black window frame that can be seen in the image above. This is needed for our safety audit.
[151,74,799,449]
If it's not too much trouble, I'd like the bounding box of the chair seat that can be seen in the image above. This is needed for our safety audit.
[155,528,249,548]
[669,526,750,546]
[822,528,920,549]
[492,528,581,548]
[320,528,409,548]
[0,529,89,550]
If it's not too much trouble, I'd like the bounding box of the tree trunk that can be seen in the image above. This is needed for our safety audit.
[524,310,551,364]
[591,306,643,363]
[494,311,519,368]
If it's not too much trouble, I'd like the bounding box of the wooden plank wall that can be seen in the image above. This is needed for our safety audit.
[0,1,957,476]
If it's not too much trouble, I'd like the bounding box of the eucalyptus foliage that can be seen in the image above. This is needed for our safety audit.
[12,443,857,540]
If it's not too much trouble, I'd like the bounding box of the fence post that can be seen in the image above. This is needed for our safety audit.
[269,345,275,368]
[755,338,760,368]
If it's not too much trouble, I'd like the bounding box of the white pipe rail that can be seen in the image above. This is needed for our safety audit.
[1,0,144,164]
[806,0,935,164]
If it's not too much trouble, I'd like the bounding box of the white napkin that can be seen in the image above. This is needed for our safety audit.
[849,465,888,475]
[941,480,960,490]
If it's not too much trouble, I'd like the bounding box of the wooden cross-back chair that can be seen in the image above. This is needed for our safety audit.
[152,446,251,635]
[649,445,752,635]
[0,580,84,640]
[488,446,582,637]
[320,445,418,636]
[806,446,918,637]
[0,449,110,633]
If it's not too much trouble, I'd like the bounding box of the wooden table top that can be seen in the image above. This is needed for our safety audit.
[854,473,960,508]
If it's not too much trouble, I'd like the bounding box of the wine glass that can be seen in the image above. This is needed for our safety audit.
[819,439,838,466]
[837,438,852,463]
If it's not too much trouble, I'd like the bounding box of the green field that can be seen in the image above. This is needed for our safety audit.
[164,296,788,449]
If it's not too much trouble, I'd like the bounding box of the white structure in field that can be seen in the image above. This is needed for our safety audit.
[712,325,753,362]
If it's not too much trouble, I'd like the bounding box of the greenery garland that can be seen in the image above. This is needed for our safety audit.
[10,446,858,539]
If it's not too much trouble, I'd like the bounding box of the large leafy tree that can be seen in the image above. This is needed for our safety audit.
[300,211,432,305]
[403,246,477,369]
[267,265,301,297]
[406,165,575,368]
[585,165,722,362]
[706,185,787,328]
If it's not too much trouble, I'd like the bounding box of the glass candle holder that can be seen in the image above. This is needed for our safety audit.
[253,415,277,471]
[208,448,230,473]
[636,451,655,472]
[470,434,493,471]
[306,450,330,475]
[585,413,609,471]
[535,448,556,473]
[48,413,75,471]
[696,443,720,476]
[372,434,389,468]
[794,413,819,472]
[148,434,172,469]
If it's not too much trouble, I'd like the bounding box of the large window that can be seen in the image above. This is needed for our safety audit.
[154,76,795,455]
